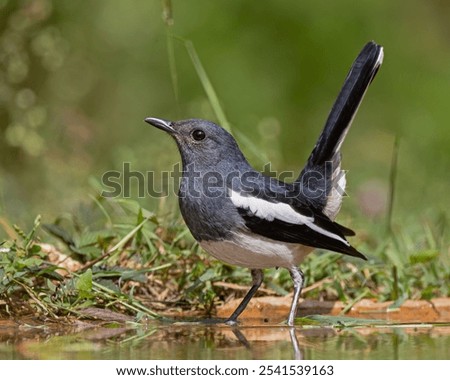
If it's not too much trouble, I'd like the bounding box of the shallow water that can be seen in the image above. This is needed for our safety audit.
[1,321,449,360]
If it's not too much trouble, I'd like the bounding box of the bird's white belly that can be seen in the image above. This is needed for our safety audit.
[200,232,313,269]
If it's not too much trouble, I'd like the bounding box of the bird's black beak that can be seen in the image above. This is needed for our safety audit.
[144,117,176,134]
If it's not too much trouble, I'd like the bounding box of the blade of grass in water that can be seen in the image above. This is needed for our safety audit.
[296,315,389,327]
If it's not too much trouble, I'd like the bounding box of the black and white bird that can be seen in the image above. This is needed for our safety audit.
[145,41,383,326]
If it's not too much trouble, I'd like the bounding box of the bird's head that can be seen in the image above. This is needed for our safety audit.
[145,117,248,170]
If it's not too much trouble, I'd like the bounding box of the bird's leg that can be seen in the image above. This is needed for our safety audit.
[287,267,305,326]
[225,269,263,325]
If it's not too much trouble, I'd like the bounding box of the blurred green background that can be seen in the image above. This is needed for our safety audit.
[1,0,449,236]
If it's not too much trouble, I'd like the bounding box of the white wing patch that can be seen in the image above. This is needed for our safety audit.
[229,189,313,224]
[229,189,349,246]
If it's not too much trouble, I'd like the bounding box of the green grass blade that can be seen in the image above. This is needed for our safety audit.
[162,0,179,111]
[89,194,113,227]
[386,136,399,234]
[296,314,389,327]
[108,217,149,255]
[182,39,231,133]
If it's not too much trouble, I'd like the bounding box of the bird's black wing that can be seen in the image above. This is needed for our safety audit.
[238,207,365,259]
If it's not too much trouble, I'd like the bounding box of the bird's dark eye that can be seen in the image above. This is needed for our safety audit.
[192,129,206,141]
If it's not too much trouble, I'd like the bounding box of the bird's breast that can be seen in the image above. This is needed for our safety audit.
[200,232,313,269]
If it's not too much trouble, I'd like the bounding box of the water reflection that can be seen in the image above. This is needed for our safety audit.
[0,320,449,360]
[289,328,302,360]
[228,325,303,360]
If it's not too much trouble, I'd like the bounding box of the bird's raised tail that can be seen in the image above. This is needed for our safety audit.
[297,41,383,219]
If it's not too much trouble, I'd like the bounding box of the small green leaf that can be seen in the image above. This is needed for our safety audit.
[29,244,42,254]
[76,269,93,298]
[18,257,43,268]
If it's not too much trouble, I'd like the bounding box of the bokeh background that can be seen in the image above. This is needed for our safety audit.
[1,0,449,236]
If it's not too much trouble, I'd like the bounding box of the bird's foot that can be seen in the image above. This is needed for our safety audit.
[224,319,239,326]
[286,317,296,327]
